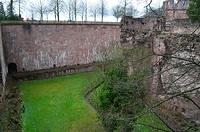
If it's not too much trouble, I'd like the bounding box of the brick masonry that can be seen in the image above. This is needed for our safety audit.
[2,23,120,72]
[163,0,190,21]
[121,16,200,130]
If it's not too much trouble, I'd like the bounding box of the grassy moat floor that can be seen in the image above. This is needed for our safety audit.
[18,72,170,132]
[19,72,104,132]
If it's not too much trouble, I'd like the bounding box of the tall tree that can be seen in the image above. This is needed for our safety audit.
[84,0,87,21]
[78,0,88,21]
[0,2,5,16]
[79,0,84,21]
[89,3,98,21]
[28,3,36,20]
[49,0,64,21]
[56,0,60,21]
[33,0,47,21]
[120,0,131,16]
[39,0,43,20]
[112,5,123,22]
[99,0,107,22]
[7,0,14,17]
[126,5,138,17]
[16,0,25,18]
[72,0,77,21]
[187,0,200,23]
[18,0,21,17]
[68,0,73,20]
[43,5,52,20]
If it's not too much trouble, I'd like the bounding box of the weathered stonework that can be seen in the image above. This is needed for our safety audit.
[166,19,200,34]
[163,0,190,21]
[121,16,200,130]
[2,23,120,72]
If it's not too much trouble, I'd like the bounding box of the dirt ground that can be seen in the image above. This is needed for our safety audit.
[0,77,22,132]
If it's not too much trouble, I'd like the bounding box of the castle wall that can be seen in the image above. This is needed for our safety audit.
[167,20,200,34]
[2,23,120,72]
[121,16,200,130]
[163,0,190,21]
[165,10,188,21]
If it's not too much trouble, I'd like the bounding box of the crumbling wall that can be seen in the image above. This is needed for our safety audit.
[163,0,190,21]
[2,23,120,72]
[166,19,200,34]
[121,16,200,130]
[153,34,200,130]
[120,16,163,47]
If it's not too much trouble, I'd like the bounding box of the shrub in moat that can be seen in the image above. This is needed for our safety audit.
[96,59,148,131]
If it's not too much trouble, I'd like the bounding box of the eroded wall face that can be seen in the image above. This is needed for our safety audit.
[2,24,120,72]
[153,34,200,129]
[121,16,200,128]
[163,0,190,21]
[165,10,188,21]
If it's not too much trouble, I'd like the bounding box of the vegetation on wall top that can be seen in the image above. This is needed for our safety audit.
[187,0,200,23]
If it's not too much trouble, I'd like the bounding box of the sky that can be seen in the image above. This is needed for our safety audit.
[2,0,166,22]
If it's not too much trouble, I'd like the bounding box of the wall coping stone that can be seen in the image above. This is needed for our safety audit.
[0,21,120,26]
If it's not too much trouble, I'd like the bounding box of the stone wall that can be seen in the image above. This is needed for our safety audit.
[153,33,200,130]
[163,0,190,21]
[167,19,200,34]
[120,16,164,47]
[121,16,200,130]
[164,10,188,21]
[2,23,120,72]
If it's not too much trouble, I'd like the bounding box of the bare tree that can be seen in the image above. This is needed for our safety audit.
[49,0,64,21]
[112,5,123,22]
[72,0,77,21]
[78,0,88,21]
[33,0,48,21]
[63,0,72,21]
[28,3,36,20]
[7,0,14,17]
[98,0,107,22]
[78,0,87,21]
[84,0,87,21]
[0,2,6,16]
[49,0,57,20]
[38,0,44,20]
[43,5,52,20]
[15,0,26,18]
[126,5,138,17]
[89,3,98,22]
[120,0,131,16]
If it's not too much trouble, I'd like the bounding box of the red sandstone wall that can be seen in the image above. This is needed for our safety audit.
[2,24,120,72]
[165,10,188,21]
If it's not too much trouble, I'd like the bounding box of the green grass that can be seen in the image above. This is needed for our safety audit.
[135,110,171,132]
[19,72,104,132]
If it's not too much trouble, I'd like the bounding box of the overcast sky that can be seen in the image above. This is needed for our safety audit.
[2,0,165,22]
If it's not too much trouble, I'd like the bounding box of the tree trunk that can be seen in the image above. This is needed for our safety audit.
[18,0,21,17]
[10,0,14,16]
[57,0,59,22]
[85,1,87,21]
[74,0,77,21]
